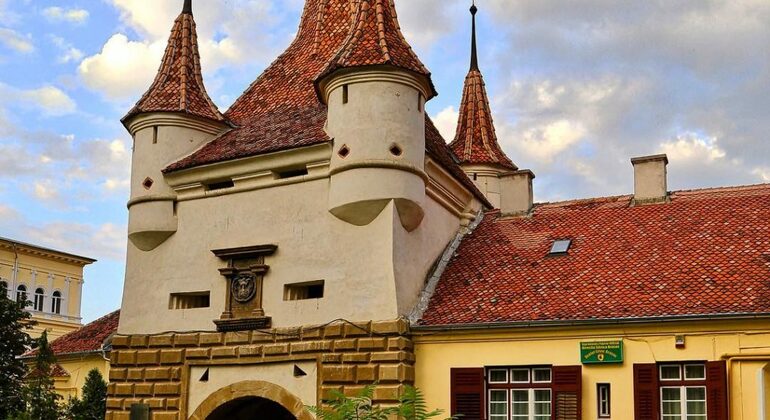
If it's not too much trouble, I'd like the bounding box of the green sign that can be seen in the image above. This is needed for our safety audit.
[580,340,624,364]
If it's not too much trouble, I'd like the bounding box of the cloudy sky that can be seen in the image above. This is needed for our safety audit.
[0,0,768,322]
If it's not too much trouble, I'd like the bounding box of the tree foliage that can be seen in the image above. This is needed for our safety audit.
[0,288,33,419]
[21,330,63,420]
[65,368,108,420]
[308,385,454,420]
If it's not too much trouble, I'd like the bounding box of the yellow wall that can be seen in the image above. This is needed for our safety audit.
[55,354,110,401]
[0,241,91,340]
[414,319,770,420]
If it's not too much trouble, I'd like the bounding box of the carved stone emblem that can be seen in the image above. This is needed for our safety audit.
[231,272,257,303]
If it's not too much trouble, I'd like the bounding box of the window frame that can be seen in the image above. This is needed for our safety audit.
[486,367,553,420]
[34,288,45,312]
[51,290,62,314]
[597,383,611,418]
[658,362,708,420]
[16,284,27,304]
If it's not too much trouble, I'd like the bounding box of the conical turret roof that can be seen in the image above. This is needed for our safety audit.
[123,0,225,124]
[448,3,516,171]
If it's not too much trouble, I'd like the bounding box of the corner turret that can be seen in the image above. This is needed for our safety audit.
[449,2,529,209]
[122,0,229,251]
[315,0,436,232]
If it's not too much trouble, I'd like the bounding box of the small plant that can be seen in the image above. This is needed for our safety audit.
[307,385,456,420]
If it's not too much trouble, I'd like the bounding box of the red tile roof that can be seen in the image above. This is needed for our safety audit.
[317,0,434,95]
[162,0,487,205]
[449,69,516,170]
[26,310,120,357]
[420,184,770,326]
[123,7,225,124]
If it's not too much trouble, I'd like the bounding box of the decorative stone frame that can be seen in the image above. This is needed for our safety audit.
[211,245,277,332]
[188,380,314,420]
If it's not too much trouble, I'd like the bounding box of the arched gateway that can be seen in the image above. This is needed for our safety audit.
[189,381,314,420]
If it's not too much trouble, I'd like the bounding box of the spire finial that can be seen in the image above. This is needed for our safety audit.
[182,0,192,15]
[469,1,479,71]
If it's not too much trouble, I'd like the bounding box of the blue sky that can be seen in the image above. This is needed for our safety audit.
[1,0,768,323]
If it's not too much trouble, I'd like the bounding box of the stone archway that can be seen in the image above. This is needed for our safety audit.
[188,380,314,420]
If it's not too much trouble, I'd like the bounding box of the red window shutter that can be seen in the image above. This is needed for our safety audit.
[552,365,582,420]
[633,364,659,420]
[450,368,485,420]
[706,360,728,420]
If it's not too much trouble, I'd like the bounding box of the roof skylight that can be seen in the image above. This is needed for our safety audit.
[549,239,572,256]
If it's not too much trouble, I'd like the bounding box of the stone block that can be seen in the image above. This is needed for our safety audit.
[108,411,130,420]
[185,348,210,359]
[144,398,165,409]
[239,345,262,357]
[224,332,250,345]
[109,369,127,381]
[129,336,149,348]
[263,343,289,356]
[291,340,331,353]
[211,347,238,358]
[166,398,180,409]
[174,333,199,347]
[114,383,134,396]
[358,338,387,351]
[333,339,357,351]
[378,364,413,382]
[341,353,370,363]
[321,354,342,363]
[387,337,413,351]
[134,383,154,396]
[356,365,378,382]
[369,351,408,363]
[111,335,131,349]
[371,319,408,335]
[136,350,160,365]
[148,335,174,348]
[323,324,343,338]
[116,351,137,365]
[151,412,178,420]
[106,398,123,409]
[159,349,184,365]
[154,383,181,396]
[373,385,404,402]
[127,369,144,381]
[322,365,356,383]
[198,333,224,346]
[343,322,371,337]
[144,368,171,381]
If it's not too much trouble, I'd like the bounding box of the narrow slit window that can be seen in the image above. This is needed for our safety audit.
[597,383,611,418]
[34,288,45,311]
[274,167,309,180]
[342,85,349,104]
[152,126,158,144]
[51,291,62,314]
[206,180,235,191]
[284,281,325,301]
[417,93,423,112]
[169,292,210,310]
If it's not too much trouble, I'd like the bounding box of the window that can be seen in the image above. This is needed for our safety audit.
[342,84,349,104]
[16,285,27,304]
[34,288,45,311]
[51,291,62,314]
[659,363,707,420]
[273,167,309,180]
[548,239,572,256]
[487,367,552,420]
[597,383,611,418]
[205,180,235,191]
[169,292,210,310]
[284,281,325,301]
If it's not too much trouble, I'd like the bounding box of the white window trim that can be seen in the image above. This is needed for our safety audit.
[660,386,707,419]
[659,364,682,381]
[597,383,611,417]
[510,368,531,384]
[532,368,552,384]
[51,290,62,314]
[488,389,509,420]
[684,364,706,380]
[510,388,552,420]
[489,369,509,384]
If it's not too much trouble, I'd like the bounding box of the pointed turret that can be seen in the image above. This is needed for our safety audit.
[123,0,225,124]
[449,2,515,171]
[449,3,534,212]
[122,0,229,252]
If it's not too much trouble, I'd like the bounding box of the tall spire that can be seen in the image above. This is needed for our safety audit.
[122,1,224,124]
[470,1,479,71]
[448,1,516,171]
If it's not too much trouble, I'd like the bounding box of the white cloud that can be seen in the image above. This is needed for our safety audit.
[0,27,33,53]
[78,34,165,100]
[50,35,83,63]
[753,167,770,182]
[20,86,76,115]
[42,7,89,24]
[659,133,727,164]
[433,106,459,141]
[518,120,586,164]
[32,180,60,201]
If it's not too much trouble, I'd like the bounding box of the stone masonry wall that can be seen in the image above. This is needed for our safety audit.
[106,319,414,420]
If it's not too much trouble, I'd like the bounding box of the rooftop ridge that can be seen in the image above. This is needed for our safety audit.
[123,4,225,124]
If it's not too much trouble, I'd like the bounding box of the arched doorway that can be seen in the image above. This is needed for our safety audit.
[188,380,314,420]
[207,396,296,420]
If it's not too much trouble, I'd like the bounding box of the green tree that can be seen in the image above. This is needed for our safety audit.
[0,287,33,418]
[308,385,454,420]
[65,369,107,420]
[21,330,63,420]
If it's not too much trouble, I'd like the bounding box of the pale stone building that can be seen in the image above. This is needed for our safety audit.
[0,236,94,340]
[108,1,770,419]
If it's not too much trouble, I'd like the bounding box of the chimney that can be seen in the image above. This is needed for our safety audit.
[500,170,535,216]
[631,154,669,204]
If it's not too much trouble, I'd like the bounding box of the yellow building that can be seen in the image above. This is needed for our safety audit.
[105,1,769,419]
[23,311,119,400]
[0,236,95,340]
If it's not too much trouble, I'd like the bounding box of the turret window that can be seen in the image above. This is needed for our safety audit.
[34,288,45,311]
[16,285,27,304]
[51,291,62,314]
[342,84,349,104]
[389,144,403,157]
[143,177,154,190]
[152,126,159,144]
[338,145,350,159]
[417,93,423,112]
